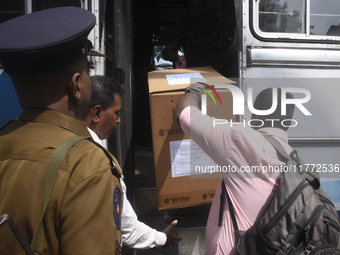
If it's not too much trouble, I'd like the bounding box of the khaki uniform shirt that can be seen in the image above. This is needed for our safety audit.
[0,109,123,255]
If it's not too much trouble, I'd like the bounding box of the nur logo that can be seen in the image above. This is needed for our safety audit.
[197,84,312,128]
[199,84,311,116]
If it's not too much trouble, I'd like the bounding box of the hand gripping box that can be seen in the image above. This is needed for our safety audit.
[148,66,236,210]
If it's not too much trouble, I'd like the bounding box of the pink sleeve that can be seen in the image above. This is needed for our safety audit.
[179,106,192,136]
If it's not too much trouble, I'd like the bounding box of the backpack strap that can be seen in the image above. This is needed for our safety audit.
[217,136,289,230]
[30,136,90,254]
[219,179,245,245]
[218,180,226,227]
[263,135,292,163]
[218,180,239,232]
[218,136,290,230]
[263,135,320,187]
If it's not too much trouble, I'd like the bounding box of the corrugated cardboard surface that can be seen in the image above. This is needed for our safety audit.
[148,66,236,210]
[148,65,235,94]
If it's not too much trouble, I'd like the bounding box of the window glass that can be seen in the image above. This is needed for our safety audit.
[32,0,81,12]
[259,0,305,33]
[310,0,340,36]
[154,45,173,70]
[0,0,82,24]
[0,0,25,24]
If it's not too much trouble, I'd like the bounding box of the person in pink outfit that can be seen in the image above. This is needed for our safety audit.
[175,85,295,255]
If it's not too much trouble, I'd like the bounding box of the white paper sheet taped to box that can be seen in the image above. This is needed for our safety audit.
[170,139,216,177]
[165,72,207,85]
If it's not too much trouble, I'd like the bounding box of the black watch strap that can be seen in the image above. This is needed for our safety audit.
[185,87,200,95]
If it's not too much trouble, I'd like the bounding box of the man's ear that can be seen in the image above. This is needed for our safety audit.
[69,72,81,100]
[92,105,102,123]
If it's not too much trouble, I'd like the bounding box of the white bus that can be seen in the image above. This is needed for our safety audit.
[230,0,340,211]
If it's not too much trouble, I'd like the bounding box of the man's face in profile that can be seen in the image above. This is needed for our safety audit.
[96,93,122,140]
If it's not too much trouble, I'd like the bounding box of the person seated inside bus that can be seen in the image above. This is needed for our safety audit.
[162,0,220,69]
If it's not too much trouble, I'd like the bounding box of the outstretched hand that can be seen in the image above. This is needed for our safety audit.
[176,56,187,69]
[163,220,182,248]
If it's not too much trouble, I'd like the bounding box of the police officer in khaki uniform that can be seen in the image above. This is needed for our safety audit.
[0,7,123,254]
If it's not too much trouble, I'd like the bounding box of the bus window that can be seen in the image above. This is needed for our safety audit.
[32,0,81,12]
[311,0,340,36]
[253,0,340,41]
[259,0,305,34]
[0,0,81,24]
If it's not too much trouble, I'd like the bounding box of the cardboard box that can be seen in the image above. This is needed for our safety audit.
[148,66,236,210]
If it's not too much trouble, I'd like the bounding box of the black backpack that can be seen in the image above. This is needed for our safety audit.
[220,135,340,255]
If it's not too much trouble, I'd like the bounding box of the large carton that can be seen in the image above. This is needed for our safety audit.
[148,66,236,210]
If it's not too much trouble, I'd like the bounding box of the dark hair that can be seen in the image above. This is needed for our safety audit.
[253,87,295,131]
[89,75,124,110]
